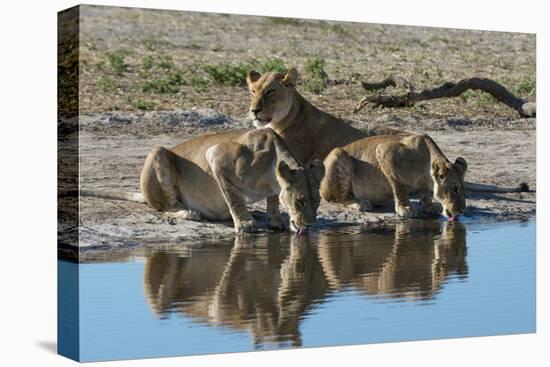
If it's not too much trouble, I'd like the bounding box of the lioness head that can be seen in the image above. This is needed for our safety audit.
[246,68,298,128]
[276,159,325,234]
[431,157,468,220]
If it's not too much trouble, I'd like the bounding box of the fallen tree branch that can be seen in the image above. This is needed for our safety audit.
[354,77,536,118]
[326,79,354,86]
[360,75,415,92]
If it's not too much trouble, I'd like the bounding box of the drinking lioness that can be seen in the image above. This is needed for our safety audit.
[320,133,467,220]
[84,128,324,234]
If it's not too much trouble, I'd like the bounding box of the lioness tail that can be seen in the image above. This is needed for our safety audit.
[464,181,531,193]
[80,189,145,203]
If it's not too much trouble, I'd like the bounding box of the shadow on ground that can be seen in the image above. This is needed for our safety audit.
[36,340,57,354]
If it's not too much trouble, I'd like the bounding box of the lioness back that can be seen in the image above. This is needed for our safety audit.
[141,130,251,219]
[321,134,467,219]
[342,134,430,165]
[140,128,325,231]
[336,135,433,205]
[169,129,250,170]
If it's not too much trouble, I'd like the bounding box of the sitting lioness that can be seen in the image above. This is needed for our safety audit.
[246,68,527,193]
[320,134,467,220]
[140,128,325,233]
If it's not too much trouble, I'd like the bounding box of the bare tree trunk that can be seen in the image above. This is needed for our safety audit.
[360,75,415,92]
[354,77,536,118]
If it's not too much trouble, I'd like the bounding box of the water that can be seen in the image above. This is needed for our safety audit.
[60,219,536,361]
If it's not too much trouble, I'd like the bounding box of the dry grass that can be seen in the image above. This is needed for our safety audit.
[78,5,535,122]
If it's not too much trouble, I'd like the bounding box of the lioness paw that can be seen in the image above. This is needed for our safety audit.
[167,209,202,221]
[396,205,418,218]
[185,210,202,221]
[422,202,443,216]
[348,199,374,212]
[235,219,257,233]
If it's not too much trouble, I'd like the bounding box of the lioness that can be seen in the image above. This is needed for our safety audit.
[246,68,527,193]
[85,128,325,234]
[320,134,467,220]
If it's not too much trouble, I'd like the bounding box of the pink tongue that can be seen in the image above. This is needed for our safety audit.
[448,216,458,222]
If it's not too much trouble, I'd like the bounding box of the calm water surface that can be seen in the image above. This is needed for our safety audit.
[62,219,535,361]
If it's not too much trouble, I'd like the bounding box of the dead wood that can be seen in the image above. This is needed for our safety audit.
[360,75,415,92]
[354,77,536,118]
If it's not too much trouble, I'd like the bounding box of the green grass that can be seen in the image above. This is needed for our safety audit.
[157,55,174,70]
[106,50,127,75]
[141,70,184,94]
[304,78,326,94]
[141,36,160,51]
[166,70,183,85]
[190,75,208,93]
[142,55,154,71]
[304,56,328,94]
[255,58,288,74]
[459,90,475,102]
[203,62,250,86]
[136,54,185,94]
[429,35,449,44]
[269,17,301,26]
[515,78,536,96]
[410,38,429,49]
[329,24,347,36]
[203,58,288,86]
[96,75,113,92]
[142,79,177,94]
[413,66,431,81]
[204,56,330,93]
[382,44,403,53]
[133,99,156,110]
[414,66,424,76]
[140,54,175,73]
[460,89,496,104]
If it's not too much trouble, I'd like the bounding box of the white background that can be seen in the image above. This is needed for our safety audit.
[0,0,547,365]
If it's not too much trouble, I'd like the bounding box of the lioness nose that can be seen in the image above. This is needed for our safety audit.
[251,107,262,114]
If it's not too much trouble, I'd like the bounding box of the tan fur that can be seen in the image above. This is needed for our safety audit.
[246,68,367,163]
[140,128,324,233]
[143,234,327,347]
[320,134,467,219]
[143,220,466,345]
[317,220,467,297]
[247,69,528,193]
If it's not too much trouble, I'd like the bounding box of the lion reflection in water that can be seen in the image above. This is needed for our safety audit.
[143,221,467,347]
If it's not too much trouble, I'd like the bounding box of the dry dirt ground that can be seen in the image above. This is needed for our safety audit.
[69,5,536,252]
[78,5,535,119]
[77,110,535,252]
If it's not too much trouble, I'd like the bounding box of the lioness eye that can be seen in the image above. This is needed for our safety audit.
[250,90,256,96]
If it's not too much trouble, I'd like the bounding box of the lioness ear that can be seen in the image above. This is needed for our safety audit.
[277,161,295,184]
[431,160,449,179]
[247,70,261,87]
[454,157,468,177]
[307,159,325,184]
[283,67,298,87]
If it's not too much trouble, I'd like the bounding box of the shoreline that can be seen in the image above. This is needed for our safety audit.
[61,216,536,262]
[64,109,536,256]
